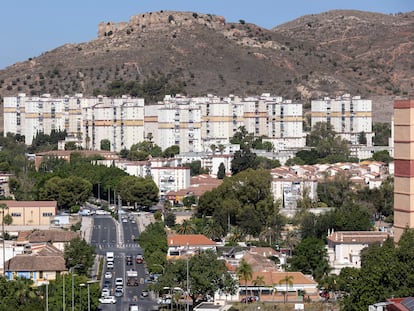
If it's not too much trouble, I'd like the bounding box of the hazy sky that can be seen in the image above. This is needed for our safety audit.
[0,0,412,69]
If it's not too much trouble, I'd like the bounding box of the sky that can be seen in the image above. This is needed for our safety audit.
[0,0,413,69]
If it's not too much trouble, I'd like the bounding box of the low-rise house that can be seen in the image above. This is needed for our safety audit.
[4,243,67,286]
[0,200,57,226]
[167,234,217,260]
[16,229,80,252]
[326,230,390,274]
[234,271,318,303]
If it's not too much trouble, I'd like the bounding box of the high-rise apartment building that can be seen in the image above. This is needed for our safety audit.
[311,94,374,146]
[82,96,144,151]
[4,93,144,151]
[393,99,414,242]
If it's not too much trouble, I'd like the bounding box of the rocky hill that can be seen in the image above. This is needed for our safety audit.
[0,10,412,115]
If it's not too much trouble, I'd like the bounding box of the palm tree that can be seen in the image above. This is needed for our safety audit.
[286,229,300,256]
[252,275,265,301]
[236,259,252,303]
[176,220,195,235]
[202,219,224,241]
[0,203,11,277]
[218,144,225,154]
[210,144,217,155]
[279,274,294,303]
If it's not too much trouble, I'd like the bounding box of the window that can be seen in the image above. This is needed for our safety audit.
[11,213,21,217]
[42,212,53,217]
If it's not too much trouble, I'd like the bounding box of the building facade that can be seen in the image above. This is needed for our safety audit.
[311,94,374,146]
[0,201,57,226]
[393,99,414,242]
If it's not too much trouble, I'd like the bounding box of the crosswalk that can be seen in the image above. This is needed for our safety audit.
[92,243,141,249]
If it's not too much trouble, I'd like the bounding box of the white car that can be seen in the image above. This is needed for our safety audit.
[115,277,124,287]
[99,295,116,304]
[104,271,112,279]
[101,288,110,297]
[107,261,114,269]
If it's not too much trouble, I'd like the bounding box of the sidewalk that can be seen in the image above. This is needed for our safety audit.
[137,212,155,233]
[81,216,94,243]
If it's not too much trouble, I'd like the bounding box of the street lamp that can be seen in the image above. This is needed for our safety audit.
[45,276,49,311]
[186,257,190,311]
[0,203,9,277]
[79,283,86,311]
[70,264,83,311]
[152,264,165,274]
[87,280,99,311]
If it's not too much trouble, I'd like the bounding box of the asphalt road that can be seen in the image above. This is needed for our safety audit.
[91,213,157,311]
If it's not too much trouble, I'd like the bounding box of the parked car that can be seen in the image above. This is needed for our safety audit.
[141,290,149,298]
[240,296,259,303]
[107,261,114,269]
[104,271,112,279]
[99,296,116,304]
[101,288,110,297]
[115,287,124,297]
[136,254,144,264]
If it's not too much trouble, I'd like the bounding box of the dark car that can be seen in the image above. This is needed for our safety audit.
[126,255,133,265]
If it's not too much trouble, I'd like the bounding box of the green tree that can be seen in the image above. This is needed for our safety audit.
[163,145,180,158]
[217,163,226,179]
[100,139,111,151]
[373,122,391,146]
[176,219,196,234]
[289,237,330,282]
[372,150,392,164]
[117,175,159,208]
[39,176,92,210]
[252,275,265,301]
[279,275,294,303]
[358,131,367,145]
[183,195,196,208]
[164,212,176,227]
[64,141,78,150]
[306,122,350,162]
[236,259,253,302]
[64,237,95,275]
[230,149,257,175]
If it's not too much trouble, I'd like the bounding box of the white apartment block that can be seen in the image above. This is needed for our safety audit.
[4,93,83,145]
[113,158,190,199]
[3,93,145,152]
[311,94,374,146]
[148,96,203,153]
[200,95,244,150]
[83,95,145,151]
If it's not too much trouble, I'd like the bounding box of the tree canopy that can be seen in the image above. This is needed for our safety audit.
[197,168,281,237]
[306,122,351,163]
[116,175,159,208]
[63,237,95,275]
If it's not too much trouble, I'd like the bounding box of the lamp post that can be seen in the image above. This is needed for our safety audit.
[45,276,49,311]
[186,257,190,311]
[63,274,65,311]
[79,283,86,311]
[70,264,83,311]
[152,264,165,274]
[0,204,8,277]
[86,280,98,311]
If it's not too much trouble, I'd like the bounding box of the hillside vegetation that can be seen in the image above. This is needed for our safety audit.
[0,10,412,120]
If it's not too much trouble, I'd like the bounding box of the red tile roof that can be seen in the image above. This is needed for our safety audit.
[167,234,216,247]
[1,200,57,208]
